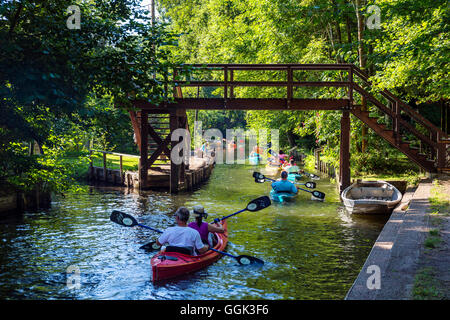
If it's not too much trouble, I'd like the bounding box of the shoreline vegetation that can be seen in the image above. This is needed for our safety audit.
[63,149,426,189]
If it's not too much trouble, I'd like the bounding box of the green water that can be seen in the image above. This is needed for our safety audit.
[0,164,388,299]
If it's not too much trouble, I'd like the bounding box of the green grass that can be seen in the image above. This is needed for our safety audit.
[303,153,425,187]
[429,180,450,216]
[412,267,445,300]
[429,229,439,236]
[424,234,441,249]
[353,172,425,187]
[60,151,143,182]
[90,153,140,171]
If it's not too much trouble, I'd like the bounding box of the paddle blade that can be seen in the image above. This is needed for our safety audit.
[253,172,265,179]
[110,210,138,227]
[246,196,271,211]
[304,181,316,189]
[237,255,264,265]
[311,190,326,201]
[253,172,266,183]
[307,173,320,180]
[140,241,161,252]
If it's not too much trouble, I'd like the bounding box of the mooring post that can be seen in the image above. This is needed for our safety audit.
[139,111,149,190]
[339,110,351,193]
[102,151,107,182]
[119,155,123,184]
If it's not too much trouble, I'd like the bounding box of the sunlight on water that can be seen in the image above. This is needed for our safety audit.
[0,164,388,300]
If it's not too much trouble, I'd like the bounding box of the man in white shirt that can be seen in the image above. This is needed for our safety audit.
[156,207,209,256]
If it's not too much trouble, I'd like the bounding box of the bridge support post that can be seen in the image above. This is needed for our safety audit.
[139,111,149,190]
[170,111,180,193]
[169,110,188,193]
[339,110,351,193]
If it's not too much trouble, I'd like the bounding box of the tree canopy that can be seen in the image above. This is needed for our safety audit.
[0,0,179,192]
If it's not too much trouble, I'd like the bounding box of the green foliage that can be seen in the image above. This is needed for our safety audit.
[413,267,445,300]
[369,0,450,103]
[158,0,447,175]
[1,0,180,193]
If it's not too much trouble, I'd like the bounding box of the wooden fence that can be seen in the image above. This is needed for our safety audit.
[314,148,336,179]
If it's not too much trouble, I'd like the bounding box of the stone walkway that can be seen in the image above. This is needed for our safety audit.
[346,175,449,300]
[415,175,450,299]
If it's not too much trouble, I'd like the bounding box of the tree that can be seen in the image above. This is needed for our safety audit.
[0,0,180,192]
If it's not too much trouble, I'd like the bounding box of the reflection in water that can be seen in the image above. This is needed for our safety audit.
[0,164,388,299]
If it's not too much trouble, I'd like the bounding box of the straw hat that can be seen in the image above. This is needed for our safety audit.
[192,205,208,218]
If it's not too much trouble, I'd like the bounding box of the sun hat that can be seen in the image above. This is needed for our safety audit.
[192,205,208,219]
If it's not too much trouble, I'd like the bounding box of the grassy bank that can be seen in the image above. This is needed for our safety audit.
[303,153,425,187]
[61,151,140,182]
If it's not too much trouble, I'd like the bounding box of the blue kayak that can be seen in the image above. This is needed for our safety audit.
[270,189,298,203]
[287,173,302,182]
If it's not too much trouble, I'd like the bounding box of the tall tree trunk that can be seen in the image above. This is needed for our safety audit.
[286,131,296,148]
[355,0,368,153]
[345,14,353,46]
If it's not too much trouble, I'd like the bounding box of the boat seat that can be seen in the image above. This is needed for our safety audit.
[165,246,194,255]
[350,187,394,200]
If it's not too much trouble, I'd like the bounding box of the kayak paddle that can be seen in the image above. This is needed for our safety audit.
[212,196,271,224]
[253,172,325,201]
[109,207,266,264]
[110,210,163,232]
[209,248,264,265]
[253,172,316,189]
[299,170,320,180]
[140,242,263,265]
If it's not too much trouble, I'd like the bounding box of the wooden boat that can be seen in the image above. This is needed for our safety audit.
[341,180,402,214]
[151,221,228,281]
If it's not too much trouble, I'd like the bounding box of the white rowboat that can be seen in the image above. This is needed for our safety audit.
[341,180,402,214]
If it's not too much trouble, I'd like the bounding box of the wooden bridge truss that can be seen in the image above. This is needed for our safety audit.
[129,63,450,193]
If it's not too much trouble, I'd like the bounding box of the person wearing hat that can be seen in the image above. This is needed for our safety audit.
[156,207,209,256]
[188,205,224,246]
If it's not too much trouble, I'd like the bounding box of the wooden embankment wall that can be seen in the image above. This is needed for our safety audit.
[88,150,215,191]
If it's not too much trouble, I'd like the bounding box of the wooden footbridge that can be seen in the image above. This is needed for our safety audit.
[128,63,449,193]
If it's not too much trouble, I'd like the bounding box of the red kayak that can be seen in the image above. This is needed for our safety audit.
[151,221,228,282]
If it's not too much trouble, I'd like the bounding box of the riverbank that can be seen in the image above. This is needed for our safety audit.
[0,183,51,214]
[345,174,450,300]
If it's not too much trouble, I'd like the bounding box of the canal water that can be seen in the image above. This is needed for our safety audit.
[0,164,388,300]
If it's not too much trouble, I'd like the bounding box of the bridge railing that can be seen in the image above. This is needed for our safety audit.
[172,64,354,109]
[141,63,448,172]
[351,65,449,170]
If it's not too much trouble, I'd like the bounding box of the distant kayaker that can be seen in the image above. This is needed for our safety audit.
[156,207,209,256]
[271,171,298,194]
[284,159,300,173]
[188,205,224,246]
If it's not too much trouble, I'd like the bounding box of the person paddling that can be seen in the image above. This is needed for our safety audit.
[156,207,209,256]
[188,205,224,246]
[285,159,300,173]
[271,171,298,194]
